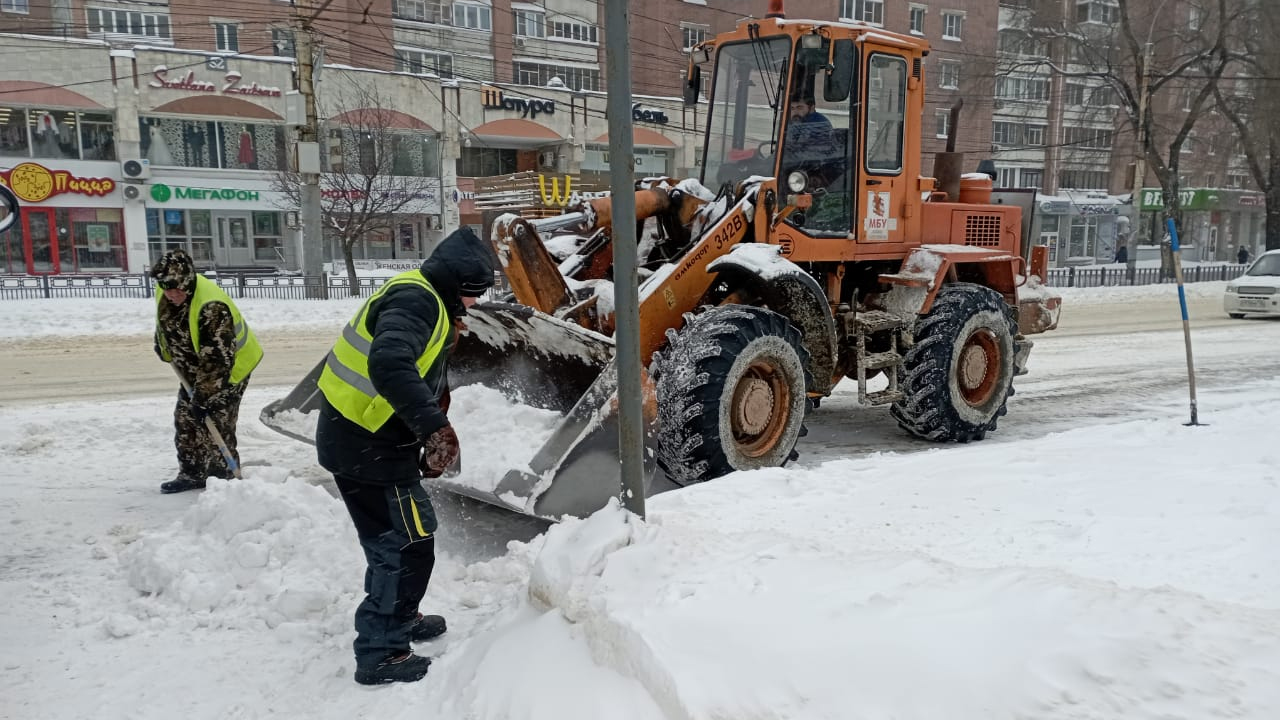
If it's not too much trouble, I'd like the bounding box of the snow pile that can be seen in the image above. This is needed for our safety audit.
[708,242,797,280]
[447,384,563,493]
[1057,280,1227,306]
[267,408,318,439]
[0,297,365,340]
[117,475,360,634]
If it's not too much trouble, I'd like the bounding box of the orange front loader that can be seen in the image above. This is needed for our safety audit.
[263,2,1061,520]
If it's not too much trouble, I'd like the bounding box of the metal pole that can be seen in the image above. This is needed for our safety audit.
[295,0,325,296]
[1127,42,1151,285]
[604,0,645,518]
[1165,217,1202,426]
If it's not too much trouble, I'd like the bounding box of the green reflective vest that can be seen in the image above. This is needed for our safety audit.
[317,270,451,433]
[154,275,263,385]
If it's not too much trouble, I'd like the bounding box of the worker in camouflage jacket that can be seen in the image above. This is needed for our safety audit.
[151,250,263,494]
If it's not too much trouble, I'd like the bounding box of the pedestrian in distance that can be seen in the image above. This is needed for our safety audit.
[315,226,496,686]
[1238,245,1251,265]
[150,249,262,494]
[1113,244,1128,265]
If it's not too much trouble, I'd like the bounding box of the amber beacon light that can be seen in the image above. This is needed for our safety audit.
[766,0,785,18]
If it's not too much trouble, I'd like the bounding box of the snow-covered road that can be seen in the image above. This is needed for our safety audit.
[2,285,1279,720]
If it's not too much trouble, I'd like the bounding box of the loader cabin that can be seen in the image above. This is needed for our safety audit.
[684,5,1016,264]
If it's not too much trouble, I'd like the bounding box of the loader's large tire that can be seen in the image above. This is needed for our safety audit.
[890,283,1018,443]
[654,305,810,486]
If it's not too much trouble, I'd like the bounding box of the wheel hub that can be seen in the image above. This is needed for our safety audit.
[734,377,775,435]
[957,329,1000,407]
[730,360,792,458]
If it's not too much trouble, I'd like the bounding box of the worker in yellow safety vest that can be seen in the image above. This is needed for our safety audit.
[150,249,262,494]
[315,227,495,686]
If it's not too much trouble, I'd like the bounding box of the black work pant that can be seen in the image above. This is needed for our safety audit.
[174,378,248,479]
[335,473,438,668]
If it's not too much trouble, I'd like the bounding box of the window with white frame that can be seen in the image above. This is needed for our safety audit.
[681,22,709,51]
[938,60,960,89]
[996,76,1049,101]
[1088,85,1115,107]
[393,0,430,22]
[2,0,29,13]
[1065,82,1087,105]
[1063,126,1112,148]
[942,11,963,39]
[1058,169,1109,189]
[453,2,491,30]
[992,121,1020,146]
[213,22,238,52]
[551,19,597,43]
[396,48,453,78]
[1228,173,1248,189]
[1024,124,1044,145]
[514,61,599,91]
[840,0,884,25]
[997,167,1017,188]
[1203,172,1215,187]
[87,7,171,39]
[1021,169,1043,189]
[1075,0,1118,24]
[514,9,545,37]
[909,4,925,33]
[935,109,949,138]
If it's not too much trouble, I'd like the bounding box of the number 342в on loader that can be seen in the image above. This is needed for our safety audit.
[262,1,1061,521]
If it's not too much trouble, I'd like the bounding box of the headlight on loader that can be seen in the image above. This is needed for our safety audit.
[787,171,808,193]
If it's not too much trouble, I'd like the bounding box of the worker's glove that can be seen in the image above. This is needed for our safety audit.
[188,398,210,424]
[419,425,460,479]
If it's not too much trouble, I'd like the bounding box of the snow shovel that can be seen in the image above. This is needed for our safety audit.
[172,367,243,480]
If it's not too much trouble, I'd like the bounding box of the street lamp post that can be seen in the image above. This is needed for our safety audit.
[1127,41,1152,283]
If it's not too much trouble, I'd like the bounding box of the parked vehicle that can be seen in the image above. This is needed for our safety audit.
[1225,250,1280,319]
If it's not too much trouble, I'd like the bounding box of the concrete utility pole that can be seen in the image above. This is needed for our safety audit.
[1127,41,1152,284]
[294,0,325,293]
[604,0,645,519]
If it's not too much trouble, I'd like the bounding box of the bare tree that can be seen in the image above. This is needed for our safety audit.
[275,81,441,295]
[1212,0,1280,251]
[1003,0,1239,274]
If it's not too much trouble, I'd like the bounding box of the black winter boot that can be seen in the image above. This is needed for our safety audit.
[160,474,207,494]
[353,652,431,685]
[409,613,447,642]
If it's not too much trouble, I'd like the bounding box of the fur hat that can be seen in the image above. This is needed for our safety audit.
[150,249,197,293]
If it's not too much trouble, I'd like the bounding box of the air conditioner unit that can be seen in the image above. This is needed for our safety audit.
[540,150,557,168]
[515,37,527,49]
[122,158,151,180]
[122,184,144,201]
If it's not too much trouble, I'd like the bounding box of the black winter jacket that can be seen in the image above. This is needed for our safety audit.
[316,227,494,485]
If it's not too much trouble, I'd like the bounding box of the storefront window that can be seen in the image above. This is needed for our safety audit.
[29,110,80,160]
[147,208,213,265]
[328,129,439,178]
[0,107,28,158]
[0,108,115,161]
[457,147,517,177]
[2,212,24,273]
[141,117,286,170]
[253,211,283,261]
[190,210,213,263]
[1069,216,1099,259]
[65,208,126,271]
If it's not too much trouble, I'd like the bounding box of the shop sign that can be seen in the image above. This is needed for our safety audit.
[537,175,608,207]
[149,183,260,203]
[632,104,669,125]
[1140,187,1219,212]
[1076,204,1118,216]
[481,85,555,118]
[1039,200,1071,214]
[150,66,283,98]
[1239,194,1263,207]
[0,162,115,202]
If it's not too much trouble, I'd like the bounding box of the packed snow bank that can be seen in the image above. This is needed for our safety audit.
[0,297,366,340]
[1056,280,1227,306]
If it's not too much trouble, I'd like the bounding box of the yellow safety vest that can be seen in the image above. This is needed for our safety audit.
[154,275,263,385]
[317,270,451,433]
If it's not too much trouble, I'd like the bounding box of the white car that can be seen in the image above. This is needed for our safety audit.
[1225,250,1280,318]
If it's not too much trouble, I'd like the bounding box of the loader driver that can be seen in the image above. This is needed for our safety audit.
[315,227,496,686]
[782,94,839,190]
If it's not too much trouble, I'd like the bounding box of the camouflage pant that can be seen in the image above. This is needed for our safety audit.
[174,379,248,479]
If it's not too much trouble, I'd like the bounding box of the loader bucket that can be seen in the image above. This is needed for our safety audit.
[259,302,658,521]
